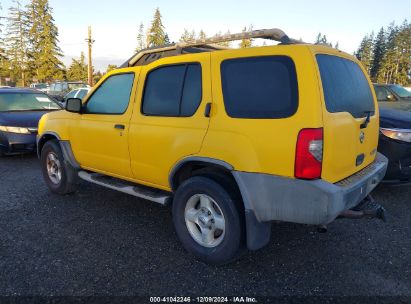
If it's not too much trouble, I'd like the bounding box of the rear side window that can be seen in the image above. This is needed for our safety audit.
[221,56,298,119]
[316,54,374,118]
[142,63,202,117]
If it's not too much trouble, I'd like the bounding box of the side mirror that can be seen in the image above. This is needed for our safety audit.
[387,94,396,102]
[66,98,82,113]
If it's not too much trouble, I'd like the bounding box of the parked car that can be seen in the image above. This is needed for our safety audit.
[37,28,388,264]
[373,83,411,111]
[0,88,61,156]
[48,81,88,102]
[29,83,49,93]
[378,107,411,182]
[62,87,91,104]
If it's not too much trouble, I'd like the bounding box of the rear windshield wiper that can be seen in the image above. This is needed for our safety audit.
[360,111,374,129]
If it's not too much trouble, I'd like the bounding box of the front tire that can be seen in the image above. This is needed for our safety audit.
[172,176,245,265]
[41,140,78,194]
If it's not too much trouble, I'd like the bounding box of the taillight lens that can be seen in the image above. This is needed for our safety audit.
[295,128,323,179]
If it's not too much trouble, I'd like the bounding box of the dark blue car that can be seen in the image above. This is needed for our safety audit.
[379,107,411,182]
[0,88,61,156]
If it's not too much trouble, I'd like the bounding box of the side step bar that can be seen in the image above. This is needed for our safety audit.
[78,171,171,206]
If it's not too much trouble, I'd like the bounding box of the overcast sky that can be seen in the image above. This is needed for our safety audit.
[1,0,410,71]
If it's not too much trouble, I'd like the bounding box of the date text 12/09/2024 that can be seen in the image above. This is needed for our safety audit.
[149,297,258,303]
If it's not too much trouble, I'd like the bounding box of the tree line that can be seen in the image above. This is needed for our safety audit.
[135,8,254,52]
[1,3,409,87]
[355,20,411,85]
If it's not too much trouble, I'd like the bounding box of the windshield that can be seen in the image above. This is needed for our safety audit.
[33,83,48,89]
[68,83,87,90]
[0,93,61,112]
[389,84,411,98]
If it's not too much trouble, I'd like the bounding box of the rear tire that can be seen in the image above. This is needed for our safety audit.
[41,140,78,194]
[172,176,245,265]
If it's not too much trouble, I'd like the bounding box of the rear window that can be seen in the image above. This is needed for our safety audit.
[316,54,374,118]
[221,56,298,119]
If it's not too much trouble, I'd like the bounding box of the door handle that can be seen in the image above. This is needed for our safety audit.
[204,103,212,118]
[114,124,125,130]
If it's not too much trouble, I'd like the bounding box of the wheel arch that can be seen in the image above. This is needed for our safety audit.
[169,157,234,191]
[37,132,61,158]
[169,156,272,251]
[37,133,80,169]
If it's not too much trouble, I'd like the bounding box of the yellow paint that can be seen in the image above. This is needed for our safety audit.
[38,44,379,190]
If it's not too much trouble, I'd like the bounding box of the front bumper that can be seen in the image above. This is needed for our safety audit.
[0,131,37,154]
[378,136,411,181]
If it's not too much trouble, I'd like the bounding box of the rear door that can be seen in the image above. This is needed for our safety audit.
[316,52,379,183]
[128,53,211,189]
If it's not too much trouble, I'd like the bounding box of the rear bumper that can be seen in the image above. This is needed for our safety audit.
[234,153,388,250]
[234,153,388,226]
[0,131,37,154]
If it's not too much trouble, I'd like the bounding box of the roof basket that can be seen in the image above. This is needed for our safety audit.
[122,28,302,68]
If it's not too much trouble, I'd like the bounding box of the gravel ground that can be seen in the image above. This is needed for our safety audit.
[0,154,410,297]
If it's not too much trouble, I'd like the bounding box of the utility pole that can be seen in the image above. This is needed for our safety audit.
[85,26,95,86]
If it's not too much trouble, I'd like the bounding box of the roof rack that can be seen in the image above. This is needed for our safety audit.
[122,28,302,68]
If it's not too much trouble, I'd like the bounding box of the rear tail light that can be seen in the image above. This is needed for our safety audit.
[295,128,323,179]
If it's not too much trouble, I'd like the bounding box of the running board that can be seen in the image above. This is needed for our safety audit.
[78,171,171,206]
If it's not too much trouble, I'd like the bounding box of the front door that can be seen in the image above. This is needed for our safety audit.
[69,72,137,178]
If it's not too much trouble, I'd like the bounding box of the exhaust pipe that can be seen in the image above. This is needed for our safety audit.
[339,195,387,222]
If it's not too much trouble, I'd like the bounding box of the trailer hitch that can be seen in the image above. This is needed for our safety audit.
[339,195,387,222]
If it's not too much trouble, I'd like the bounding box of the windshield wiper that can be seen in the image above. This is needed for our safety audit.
[360,111,374,129]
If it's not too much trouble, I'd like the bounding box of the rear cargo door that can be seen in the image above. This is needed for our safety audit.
[316,54,379,183]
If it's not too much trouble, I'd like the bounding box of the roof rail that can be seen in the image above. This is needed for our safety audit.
[123,28,301,68]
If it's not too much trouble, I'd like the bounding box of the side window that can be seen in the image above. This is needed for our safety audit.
[77,89,88,100]
[85,73,134,114]
[65,90,77,99]
[374,86,391,101]
[221,56,298,119]
[142,63,202,117]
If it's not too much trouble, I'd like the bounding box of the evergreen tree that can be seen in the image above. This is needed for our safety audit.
[239,25,253,48]
[106,64,117,73]
[0,2,9,85]
[377,22,398,83]
[135,22,146,52]
[67,52,87,82]
[355,32,374,74]
[5,0,29,86]
[370,27,386,80]
[180,28,196,43]
[198,30,206,40]
[93,70,103,84]
[164,33,170,44]
[215,30,231,48]
[147,8,166,47]
[25,0,64,82]
[315,32,333,47]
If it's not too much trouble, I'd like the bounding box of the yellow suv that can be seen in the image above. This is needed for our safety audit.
[37,29,388,264]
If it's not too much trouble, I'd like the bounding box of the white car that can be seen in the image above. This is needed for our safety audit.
[405,87,411,92]
[62,87,91,104]
[30,83,49,93]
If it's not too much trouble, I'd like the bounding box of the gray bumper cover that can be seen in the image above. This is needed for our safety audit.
[234,153,388,250]
[234,153,388,226]
[233,153,388,225]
